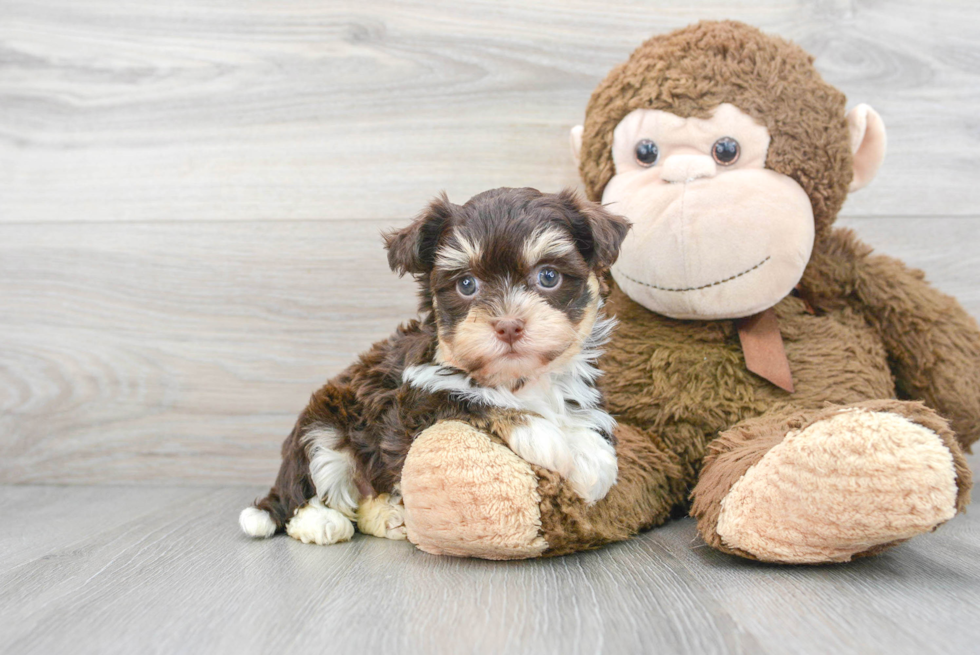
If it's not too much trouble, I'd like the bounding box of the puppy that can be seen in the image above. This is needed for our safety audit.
[239,187,631,546]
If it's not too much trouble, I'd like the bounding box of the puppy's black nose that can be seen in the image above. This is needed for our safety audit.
[493,318,525,345]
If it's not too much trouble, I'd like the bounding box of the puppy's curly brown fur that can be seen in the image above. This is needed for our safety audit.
[247,187,630,535]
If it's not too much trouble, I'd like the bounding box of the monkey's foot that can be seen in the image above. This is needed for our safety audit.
[714,407,962,563]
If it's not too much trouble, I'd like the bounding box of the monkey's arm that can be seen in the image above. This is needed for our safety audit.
[804,228,980,451]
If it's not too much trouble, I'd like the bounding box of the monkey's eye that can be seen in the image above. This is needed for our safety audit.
[634,139,659,167]
[456,275,479,297]
[536,267,561,289]
[712,137,740,165]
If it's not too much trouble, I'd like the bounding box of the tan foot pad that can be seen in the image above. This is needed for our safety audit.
[401,420,548,560]
[716,410,958,563]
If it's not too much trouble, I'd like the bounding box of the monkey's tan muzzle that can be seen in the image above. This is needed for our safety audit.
[660,155,717,184]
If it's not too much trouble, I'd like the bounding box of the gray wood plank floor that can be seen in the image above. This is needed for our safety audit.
[1,463,978,655]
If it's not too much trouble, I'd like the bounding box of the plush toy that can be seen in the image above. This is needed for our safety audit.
[396,21,980,562]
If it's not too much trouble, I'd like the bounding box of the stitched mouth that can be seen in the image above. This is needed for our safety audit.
[615,256,771,293]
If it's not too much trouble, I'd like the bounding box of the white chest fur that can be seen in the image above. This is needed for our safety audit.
[402,333,619,504]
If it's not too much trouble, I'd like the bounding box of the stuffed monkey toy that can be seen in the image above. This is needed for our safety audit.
[397,21,980,562]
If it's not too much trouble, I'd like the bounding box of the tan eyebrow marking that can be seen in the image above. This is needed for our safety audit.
[521,227,576,266]
[434,233,482,271]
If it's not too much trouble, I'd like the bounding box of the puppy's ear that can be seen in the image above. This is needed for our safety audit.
[383,193,455,276]
[555,188,631,270]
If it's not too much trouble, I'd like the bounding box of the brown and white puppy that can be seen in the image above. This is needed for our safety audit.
[239,187,630,546]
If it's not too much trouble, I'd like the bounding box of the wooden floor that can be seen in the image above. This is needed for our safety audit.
[3,1,980,653]
[1,463,978,655]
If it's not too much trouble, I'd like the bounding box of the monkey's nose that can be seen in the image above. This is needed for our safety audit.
[660,155,717,183]
[493,318,526,345]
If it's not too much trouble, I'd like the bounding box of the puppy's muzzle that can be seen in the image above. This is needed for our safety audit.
[492,317,525,345]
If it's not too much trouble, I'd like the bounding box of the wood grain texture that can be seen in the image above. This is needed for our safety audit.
[0,485,204,570]
[0,219,417,484]
[0,477,977,655]
[1,216,978,485]
[2,0,980,222]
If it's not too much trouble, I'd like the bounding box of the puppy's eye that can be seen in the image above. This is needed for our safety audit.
[536,267,561,289]
[712,137,740,165]
[456,275,479,297]
[634,139,659,167]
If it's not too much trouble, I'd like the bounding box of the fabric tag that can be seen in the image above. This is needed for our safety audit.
[736,308,794,393]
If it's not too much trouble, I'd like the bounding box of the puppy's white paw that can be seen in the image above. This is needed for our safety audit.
[506,417,618,505]
[356,493,407,540]
[506,417,576,478]
[285,498,355,545]
[567,433,618,504]
[239,506,276,538]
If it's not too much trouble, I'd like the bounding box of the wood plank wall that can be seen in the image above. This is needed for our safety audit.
[2,0,979,485]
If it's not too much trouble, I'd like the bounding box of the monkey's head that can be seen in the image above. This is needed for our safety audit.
[571,21,886,320]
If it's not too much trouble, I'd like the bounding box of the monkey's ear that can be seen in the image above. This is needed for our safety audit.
[383,193,454,276]
[847,104,887,192]
[570,125,584,166]
[556,188,631,270]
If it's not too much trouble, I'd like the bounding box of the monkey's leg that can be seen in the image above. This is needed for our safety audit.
[691,400,972,564]
[399,420,685,559]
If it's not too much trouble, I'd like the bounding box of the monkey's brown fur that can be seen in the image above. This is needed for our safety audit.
[398,21,980,561]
